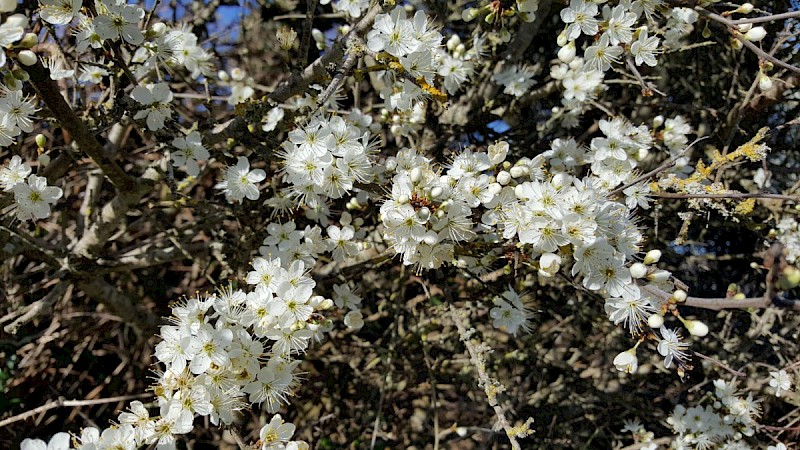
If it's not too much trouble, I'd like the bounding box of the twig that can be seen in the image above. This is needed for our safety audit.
[447,300,530,450]
[730,10,800,25]
[228,427,252,450]
[625,56,666,96]
[652,192,800,201]
[0,394,152,428]
[699,7,800,74]
[642,285,800,311]
[609,136,708,197]
[693,351,746,377]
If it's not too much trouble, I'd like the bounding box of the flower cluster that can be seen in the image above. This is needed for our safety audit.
[666,379,762,448]
[278,113,377,209]
[0,156,62,221]
[55,252,331,449]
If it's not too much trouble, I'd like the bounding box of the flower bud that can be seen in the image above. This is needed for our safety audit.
[409,167,422,184]
[35,134,47,148]
[744,26,767,42]
[758,73,772,91]
[496,171,511,186]
[736,3,754,14]
[18,33,39,49]
[538,252,561,278]
[647,269,670,282]
[672,289,687,303]
[652,115,664,128]
[643,249,662,264]
[558,41,576,64]
[217,70,230,82]
[417,206,431,222]
[557,30,568,47]
[684,319,709,337]
[17,50,37,66]
[397,194,409,205]
[630,262,648,279]
[429,186,443,199]
[648,313,664,329]
[509,166,526,178]
[344,310,364,330]
[150,22,167,37]
[613,349,638,374]
[311,28,325,50]
[462,8,480,22]
[737,23,753,33]
[731,37,744,50]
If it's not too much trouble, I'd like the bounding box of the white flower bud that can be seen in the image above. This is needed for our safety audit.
[509,166,526,178]
[648,313,664,329]
[446,34,461,52]
[217,70,230,82]
[737,23,753,33]
[647,269,670,282]
[613,349,638,374]
[384,157,397,172]
[744,26,767,42]
[311,28,325,49]
[409,167,423,184]
[538,252,562,278]
[684,319,709,337]
[736,3,754,13]
[758,73,773,91]
[19,33,38,49]
[318,298,334,310]
[150,22,167,36]
[731,37,744,50]
[630,263,648,279]
[652,115,664,128]
[397,194,410,205]
[496,171,512,186]
[672,289,687,303]
[17,50,37,66]
[344,310,364,330]
[557,30,568,47]
[643,249,662,264]
[417,206,431,222]
[230,67,245,81]
[558,41,576,64]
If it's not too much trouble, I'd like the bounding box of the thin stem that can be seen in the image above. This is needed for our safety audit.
[699,7,800,74]
[652,192,800,201]
[0,394,152,428]
[730,10,800,25]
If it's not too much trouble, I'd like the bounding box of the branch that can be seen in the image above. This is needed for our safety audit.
[699,7,800,74]
[730,10,800,25]
[642,285,800,311]
[652,192,800,201]
[22,59,137,192]
[0,394,152,428]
